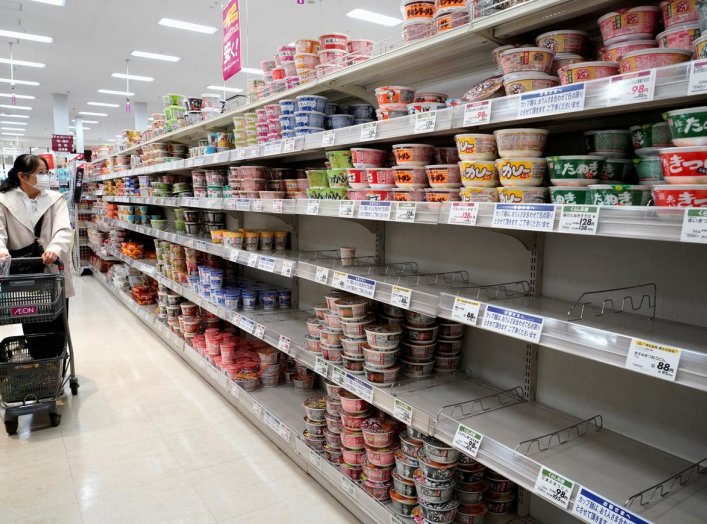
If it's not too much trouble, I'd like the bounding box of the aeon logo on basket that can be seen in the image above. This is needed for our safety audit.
[10,306,37,317]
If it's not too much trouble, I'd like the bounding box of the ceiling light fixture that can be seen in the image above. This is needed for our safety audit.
[0,78,39,86]
[0,121,26,125]
[346,8,402,26]
[97,89,135,96]
[107,139,116,142]
[0,113,29,118]
[78,111,107,116]
[111,73,154,82]
[87,102,119,108]
[30,0,66,5]
[131,50,180,62]
[1,127,24,131]
[77,119,98,124]
[158,18,217,34]
[239,67,264,75]
[206,85,242,93]
[0,93,35,100]
[0,29,53,43]
[0,58,45,68]
[1,132,24,136]
[0,104,31,110]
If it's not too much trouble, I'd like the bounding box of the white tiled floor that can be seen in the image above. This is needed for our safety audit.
[0,276,360,524]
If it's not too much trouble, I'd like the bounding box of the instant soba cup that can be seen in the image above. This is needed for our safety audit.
[547,156,605,186]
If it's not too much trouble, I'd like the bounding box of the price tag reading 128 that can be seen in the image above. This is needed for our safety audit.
[558,205,599,235]
[448,202,479,226]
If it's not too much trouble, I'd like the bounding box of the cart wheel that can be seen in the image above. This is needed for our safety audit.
[49,413,61,427]
[4,420,17,435]
[70,381,79,396]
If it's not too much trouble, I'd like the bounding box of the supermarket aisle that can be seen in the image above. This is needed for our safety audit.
[0,276,359,524]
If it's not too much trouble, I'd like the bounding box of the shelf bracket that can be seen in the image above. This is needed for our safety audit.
[436,385,525,424]
[448,280,531,300]
[625,456,707,509]
[514,415,603,455]
[567,283,657,322]
[525,232,544,401]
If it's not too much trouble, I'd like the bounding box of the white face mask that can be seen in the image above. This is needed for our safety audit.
[31,174,50,191]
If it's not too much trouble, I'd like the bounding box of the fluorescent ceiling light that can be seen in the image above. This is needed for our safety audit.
[107,139,116,142]
[206,85,242,93]
[0,78,39,86]
[240,67,263,75]
[0,58,45,68]
[0,113,29,118]
[78,111,107,116]
[97,89,134,96]
[77,119,98,124]
[346,8,402,26]
[1,132,24,136]
[112,73,154,82]
[131,50,180,62]
[0,93,35,100]
[0,104,31,110]
[30,0,66,5]
[0,121,26,125]
[158,18,217,34]
[1,127,24,131]
[87,101,119,108]
[0,29,53,43]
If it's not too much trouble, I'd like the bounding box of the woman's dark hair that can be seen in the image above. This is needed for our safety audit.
[1,154,43,192]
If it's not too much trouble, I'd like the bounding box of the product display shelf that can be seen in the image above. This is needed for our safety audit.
[88,265,404,524]
[106,217,707,394]
[100,253,707,524]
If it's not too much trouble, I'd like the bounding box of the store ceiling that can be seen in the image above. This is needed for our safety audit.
[0,0,403,148]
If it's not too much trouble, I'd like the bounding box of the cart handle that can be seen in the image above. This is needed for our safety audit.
[7,256,64,272]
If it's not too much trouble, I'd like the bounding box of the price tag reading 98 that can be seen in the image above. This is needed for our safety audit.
[463,100,492,127]
[534,467,575,509]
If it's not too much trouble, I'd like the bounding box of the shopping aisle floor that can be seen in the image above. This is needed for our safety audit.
[0,276,360,524]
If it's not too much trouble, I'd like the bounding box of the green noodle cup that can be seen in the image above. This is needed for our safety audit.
[307,187,326,199]
[630,123,672,149]
[601,158,636,183]
[549,187,589,204]
[588,184,651,206]
[662,106,707,146]
[584,130,632,157]
[633,157,664,184]
[306,169,329,188]
[547,155,605,186]
[327,168,350,188]
[325,150,353,169]
[322,188,349,200]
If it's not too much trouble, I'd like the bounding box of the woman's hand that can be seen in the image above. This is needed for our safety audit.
[42,251,59,265]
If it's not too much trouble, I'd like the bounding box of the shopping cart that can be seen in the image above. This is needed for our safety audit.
[0,258,78,435]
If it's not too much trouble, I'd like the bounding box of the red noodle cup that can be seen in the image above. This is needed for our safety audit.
[340,390,370,413]
[375,85,416,105]
[295,39,320,54]
[656,23,701,50]
[351,148,387,168]
[434,6,470,33]
[660,0,699,28]
[295,53,319,71]
[341,427,365,448]
[342,446,366,465]
[403,21,434,42]
[348,39,375,56]
[393,166,428,189]
[402,0,436,21]
[659,146,707,183]
[319,33,348,51]
[600,40,657,62]
[619,48,692,73]
[499,46,555,75]
[652,184,707,206]
[376,104,409,121]
[367,167,396,189]
[393,143,435,167]
[346,168,369,189]
[426,164,462,188]
[340,462,363,480]
[361,456,394,482]
[535,29,590,54]
[341,410,371,430]
[365,444,399,467]
[598,7,661,45]
[319,49,348,65]
[558,61,619,85]
[271,67,285,80]
[277,45,295,62]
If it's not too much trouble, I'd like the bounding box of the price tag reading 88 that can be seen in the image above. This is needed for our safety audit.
[390,286,412,310]
[625,339,681,382]
[315,267,329,285]
[278,335,291,354]
[451,296,481,326]
[534,466,575,509]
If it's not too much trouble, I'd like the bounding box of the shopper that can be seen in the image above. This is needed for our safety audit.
[0,154,74,359]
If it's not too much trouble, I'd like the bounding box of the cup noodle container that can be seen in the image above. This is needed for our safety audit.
[558,61,619,85]
[500,47,555,75]
[600,40,657,62]
[319,49,348,66]
[598,6,661,45]
[296,39,320,54]
[535,30,590,54]
[619,48,692,73]
[403,21,434,42]
[319,33,348,51]
[550,53,585,76]
[348,39,375,57]
[402,0,436,22]
[652,184,707,205]
[296,53,320,72]
[660,0,699,28]
[656,22,701,50]
[434,7,470,33]
[659,146,707,183]
[503,72,559,94]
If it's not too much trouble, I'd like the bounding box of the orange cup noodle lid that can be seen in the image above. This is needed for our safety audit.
[260,230,275,237]
[274,230,289,237]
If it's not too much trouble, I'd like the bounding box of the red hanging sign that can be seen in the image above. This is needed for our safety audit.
[51,134,73,153]
[222,0,241,81]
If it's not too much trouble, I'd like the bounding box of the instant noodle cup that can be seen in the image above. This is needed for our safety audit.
[600,40,657,62]
[598,6,661,44]
[459,186,500,202]
[499,46,555,74]
[425,164,462,188]
[502,72,559,94]
[494,128,549,158]
[454,134,497,161]
[659,146,707,183]
[496,158,547,187]
[497,186,548,203]
[656,22,701,50]
[660,0,699,28]
[619,48,692,73]
[402,0,436,21]
[558,61,619,85]
[535,29,590,54]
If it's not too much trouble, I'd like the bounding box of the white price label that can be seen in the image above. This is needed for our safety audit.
[307,200,320,215]
[451,296,481,325]
[358,201,392,221]
[322,130,336,147]
[341,477,357,499]
[195,240,209,252]
[393,398,413,426]
[518,83,586,119]
[332,271,348,289]
[229,381,240,399]
[314,357,329,376]
[235,148,246,161]
[481,305,544,343]
[534,466,575,509]
[236,199,251,212]
[492,203,556,231]
[609,70,656,105]
[345,274,376,299]
[257,256,276,273]
[240,317,256,334]
[414,111,437,133]
[281,260,295,278]
[247,254,258,267]
[360,121,377,141]
[309,449,323,470]
[558,205,599,235]
[228,249,241,263]
[252,401,262,419]
[252,199,263,212]
[681,208,707,243]
[395,202,417,223]
[283,138,296,153]
[344,372,374,403]
[247,145,259,158]
[278,335,291,354]
[626,339,681,382]
[254,324,266,340]
[232,313,242,326]
[224,199,237,211]
[315,267,329,285]
[448,202,479,226]
[338,200,355,218]
[452,424,483,458]
[572,487,652,524]
[265,141,281,155]
[390,286,412,310]
[332,366,346,386]
[463,100,492,126]
[273,199,284,213]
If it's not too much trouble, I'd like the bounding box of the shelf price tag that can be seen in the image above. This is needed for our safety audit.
[345,372,374,402]
[257,256,276,273]
[609,70,656,105]
[307,200,320,215]
[338,200,355,218]
[322,130,336,147]
[252,199,263,212]
[332,271,348,289]
[278,335,291,354]
[390,286,412,310]
[452,424,483,458]
[626,339,681,382]
[283,138,296,153]
[309,449,323,470]
[534,466,575,509]
[518,83,586,119]
[229,381,240,399]
[236,199,251,212]
[254,324,266,340]
[252,401,262,419]
[395,202,417,223]
[360,121,377,141]
[414,111,437,133]
[273,199,284,213]
[558,205,599,235]
[358,201,392,220]
[239,316,256,334]
[393,398,413,426]
[315,267,329,285]
[681,208,707,243]
[224,199,237,211]
[341,477,357,499]
[247,145,260,158]
[448,202,479,226]
[247,254,258,267]
[195,240,209,252]
[345,274,376,299]
[314,357,329,376]
[281,260,295,278]
[265,141,281,156]
[235,148,246,161]
[451,296,481,325]
[463,100,492,126]
[481,305,544,343]
[492,203,556,231]
[228,249,241,263]
[331,366,346,386]
[572,486,651,524]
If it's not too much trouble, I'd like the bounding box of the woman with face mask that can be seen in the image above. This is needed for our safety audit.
[0,153,75,359]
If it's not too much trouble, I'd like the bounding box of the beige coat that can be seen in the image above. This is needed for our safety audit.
[0,188,75,297]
